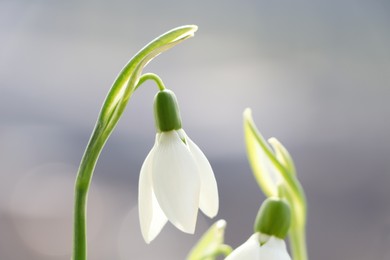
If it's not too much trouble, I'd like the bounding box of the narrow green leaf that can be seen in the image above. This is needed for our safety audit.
[243,109,278,197]
[268,137,296,176]
[243,108,304,209]
[187,220,232,260]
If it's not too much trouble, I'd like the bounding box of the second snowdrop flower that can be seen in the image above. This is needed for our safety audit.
[226,197,292,260]
[225,233,291,260]
[139,89,219,243]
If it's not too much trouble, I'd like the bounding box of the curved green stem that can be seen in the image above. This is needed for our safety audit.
[72,25,197,260]
[73,129,106,260]
[136,73,166,91]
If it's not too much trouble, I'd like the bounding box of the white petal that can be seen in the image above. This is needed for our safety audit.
[259,236,291,260]
[139,137,168,243]
[225,233,260,260]
[152,130,200,233]
[184,131,219,218]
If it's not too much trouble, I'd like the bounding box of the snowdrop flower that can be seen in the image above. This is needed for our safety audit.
[225,233,291,260]
[226,197,291,260]
[139,89,219,243]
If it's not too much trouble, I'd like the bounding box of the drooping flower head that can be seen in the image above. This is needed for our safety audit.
[226,198,292,260]
[139,89,219,243]
[225,233,291,260]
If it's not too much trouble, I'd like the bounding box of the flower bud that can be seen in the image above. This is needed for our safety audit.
[254,197,291,239]
[153,89,182,132]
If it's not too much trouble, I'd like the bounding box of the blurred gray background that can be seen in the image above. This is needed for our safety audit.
[1,0,390,259]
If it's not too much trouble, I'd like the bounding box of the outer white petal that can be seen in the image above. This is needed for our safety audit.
[139,135,168,243]
[152,130,201,233]
[258,236,291,260]
[182,130,219,218]
[225,233,260,260]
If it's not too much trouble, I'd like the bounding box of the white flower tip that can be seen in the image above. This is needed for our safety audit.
[203,204,218,218]
[140,219,165,244]
[142,233,152,244]
[268,137,278,144]
[184,133,219,219]
[138,140,168,245]
[243,107,252,117]
[215,219,227,229]
[173,210,198,234]
[141,223,165,243]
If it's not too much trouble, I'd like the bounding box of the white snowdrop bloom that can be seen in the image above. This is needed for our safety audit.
[225,233,291,260]
[138,89,219,243]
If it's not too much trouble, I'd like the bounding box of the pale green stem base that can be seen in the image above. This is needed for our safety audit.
[73,131,106,260]
[289,226,308,260]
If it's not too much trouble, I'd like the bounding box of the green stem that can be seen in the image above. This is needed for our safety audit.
[290,225,308,260]
[136,73,166,91]
[72,25,197,260]
[73,127,108,260]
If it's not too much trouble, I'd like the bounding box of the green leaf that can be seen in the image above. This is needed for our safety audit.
[187,220,232,260]
[243,108,304,209]
[268,137,296,176]
[243,109,279,197]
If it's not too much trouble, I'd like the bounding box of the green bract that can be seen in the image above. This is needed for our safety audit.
[154,89,182,132]
[254,197,291,239]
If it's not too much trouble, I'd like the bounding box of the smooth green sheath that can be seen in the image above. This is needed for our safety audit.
[254,197,291,239]
[154,89,182,132]
[73,25,197,260]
